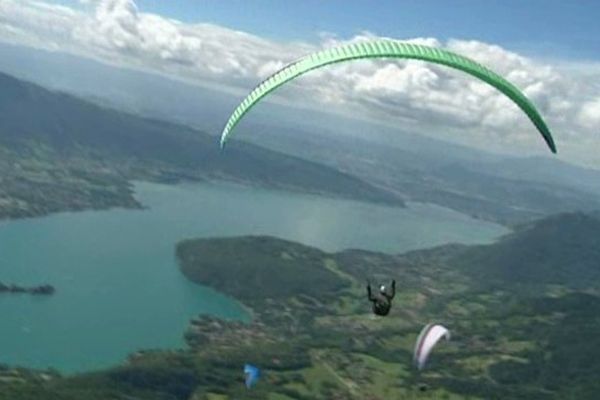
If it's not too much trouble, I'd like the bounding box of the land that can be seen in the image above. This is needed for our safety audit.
[174,213,600,399]
[246,126,600,225]
[0,71,404,221]
[2,212,598,399]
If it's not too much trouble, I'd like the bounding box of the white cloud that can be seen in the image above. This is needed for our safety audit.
[578,98,600,128]
[0,0,599,166]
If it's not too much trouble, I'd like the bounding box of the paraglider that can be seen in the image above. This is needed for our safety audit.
[243,363,261,388]
[413,323,450,370]
[367,279,396,316]
[219,40,557,153]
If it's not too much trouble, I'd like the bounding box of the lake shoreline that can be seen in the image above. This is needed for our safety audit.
[0,180,507,373]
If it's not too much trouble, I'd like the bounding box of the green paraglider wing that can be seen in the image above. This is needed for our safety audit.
[220,40,556,153]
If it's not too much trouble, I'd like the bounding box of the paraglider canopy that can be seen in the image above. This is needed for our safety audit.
[413,323,450,370]
[219,40,557,154]
[244,363,261,388]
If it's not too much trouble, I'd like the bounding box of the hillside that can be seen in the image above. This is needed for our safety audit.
[0,72,403,219]
[484,156,600,196]
[247,126,600,225]
[451,212,600,288]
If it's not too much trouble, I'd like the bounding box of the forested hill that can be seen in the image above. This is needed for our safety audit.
[0,72,403,219]
[448,212,600,288]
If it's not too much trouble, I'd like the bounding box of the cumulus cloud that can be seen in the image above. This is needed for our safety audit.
[578,98,600,128]
[0,0,599,165]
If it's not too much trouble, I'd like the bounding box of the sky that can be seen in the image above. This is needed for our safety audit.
[60,0,600,60]
[1,0,599,166]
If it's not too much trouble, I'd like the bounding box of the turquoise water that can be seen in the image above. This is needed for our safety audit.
[0,181,508,373]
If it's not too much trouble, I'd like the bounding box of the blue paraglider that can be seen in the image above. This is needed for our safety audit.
[244,364,260,388]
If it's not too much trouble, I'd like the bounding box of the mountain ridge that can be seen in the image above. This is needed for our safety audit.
[0,70,405,219]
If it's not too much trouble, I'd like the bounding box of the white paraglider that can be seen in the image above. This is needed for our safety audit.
[413,323,450,370]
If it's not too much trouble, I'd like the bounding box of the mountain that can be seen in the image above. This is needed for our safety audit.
[0,71,404,219]
[452,212,600,288]
[0,42,239,135]
[247,126,600,224]
[468,155,600,196]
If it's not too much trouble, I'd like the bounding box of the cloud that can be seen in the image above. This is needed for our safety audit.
[0,0,599,165]
[578,98,600,128]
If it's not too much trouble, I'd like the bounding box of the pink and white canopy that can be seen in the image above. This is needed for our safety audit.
[413,323,450,370]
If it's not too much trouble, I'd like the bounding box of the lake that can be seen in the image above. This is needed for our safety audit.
[0,181,508,373]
